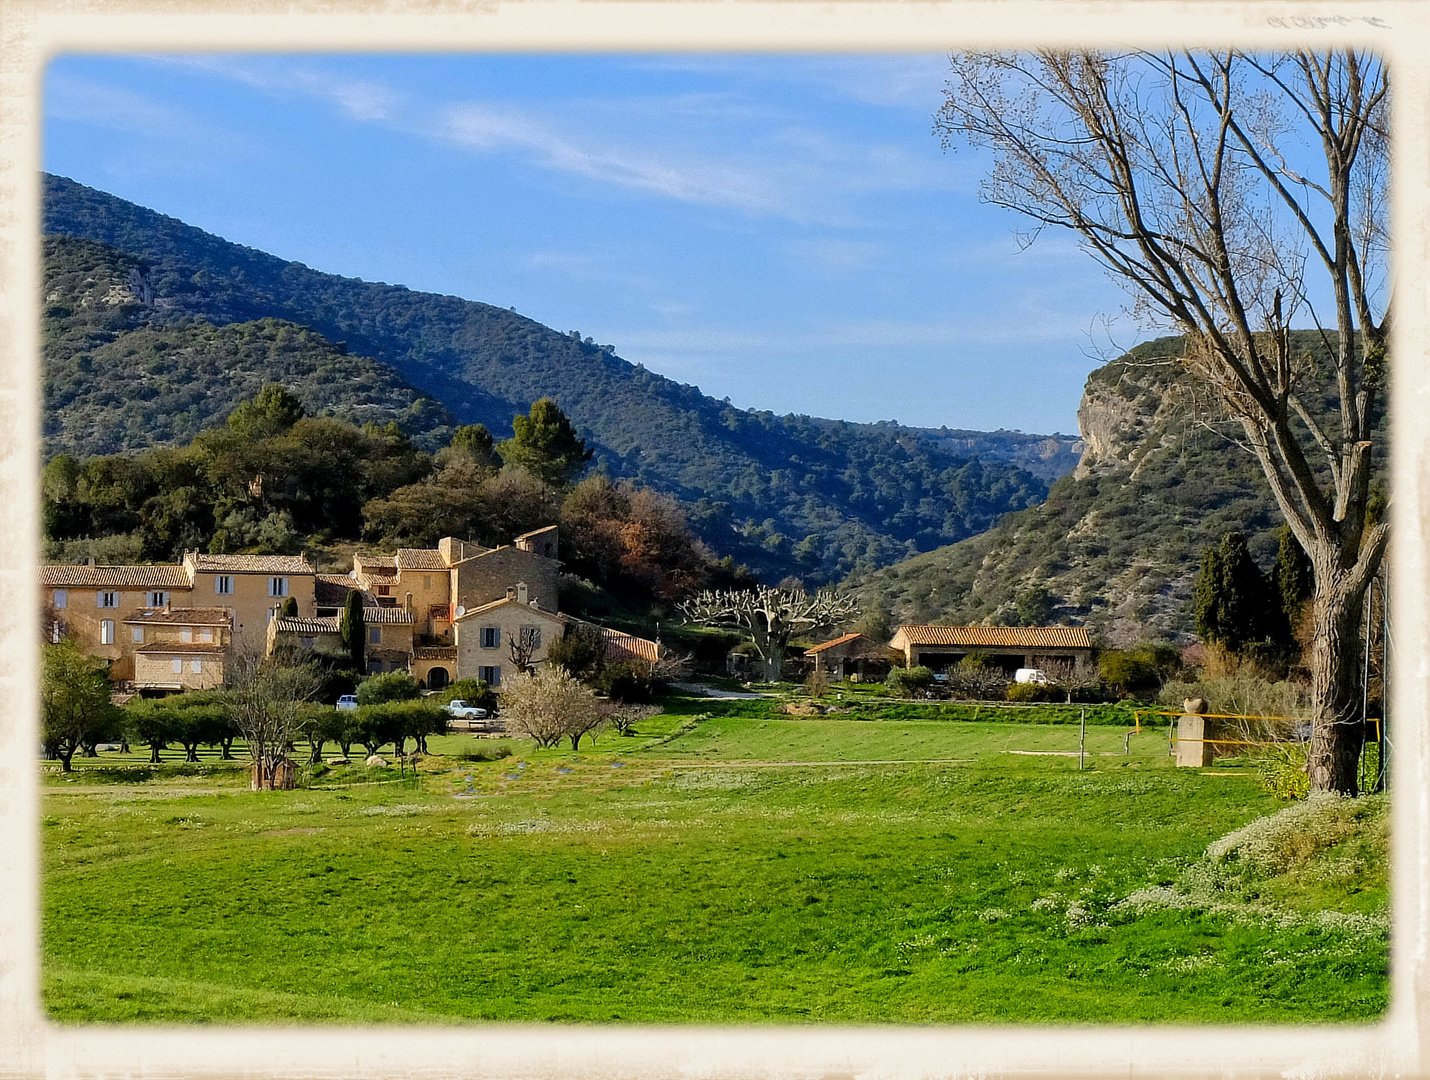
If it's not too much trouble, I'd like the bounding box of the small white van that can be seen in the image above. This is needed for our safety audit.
[1014,668,1049,685]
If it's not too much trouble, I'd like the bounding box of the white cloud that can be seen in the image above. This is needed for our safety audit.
[45,72,208,139]
[153,55,401,123]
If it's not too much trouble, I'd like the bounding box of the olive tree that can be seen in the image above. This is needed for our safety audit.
[224,653,321,790]
[41,641,116,773]
[937,51,1388,793]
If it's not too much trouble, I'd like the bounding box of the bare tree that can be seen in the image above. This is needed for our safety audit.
[224,652,321,790]
[508,626,543,676]
[502,666,604,750]
[603,702,660,737]
[937,51,1388,793]
[680,586,859,682]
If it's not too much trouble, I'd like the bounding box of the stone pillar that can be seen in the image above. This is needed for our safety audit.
[1176,697,1215,767]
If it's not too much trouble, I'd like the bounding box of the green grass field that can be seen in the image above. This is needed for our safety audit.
[42,698,1388,1024]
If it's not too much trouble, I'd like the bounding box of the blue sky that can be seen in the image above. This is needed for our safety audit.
[43,52,1145,435]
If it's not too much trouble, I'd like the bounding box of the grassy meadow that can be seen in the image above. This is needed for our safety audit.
[42,696,1388,1025]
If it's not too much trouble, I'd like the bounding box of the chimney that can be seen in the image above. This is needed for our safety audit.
[506,586,517,601]
[405,592,413,616]
[516,582,529,605]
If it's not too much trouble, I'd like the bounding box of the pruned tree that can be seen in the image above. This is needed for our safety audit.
[679,586,859,682]
[223,653,321,790]
[602,702,660,737]
[937,50,1388,793]
[501,666,603,750]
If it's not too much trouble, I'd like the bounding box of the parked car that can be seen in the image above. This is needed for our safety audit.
[336,694,359,711]
[445,699,489,720]
[1014,668,1050,685]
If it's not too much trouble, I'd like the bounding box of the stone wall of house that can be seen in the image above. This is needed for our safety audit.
[454,548,559,614]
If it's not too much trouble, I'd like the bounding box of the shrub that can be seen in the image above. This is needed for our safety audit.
[1250,742,1312,800]
[597,661,657,703]
[886,666,935,697]
[438,678,497,713]
[1007,681,1054,703]
[356,671,419,706]
[1098,650,1161,697]
[804,667,829,699]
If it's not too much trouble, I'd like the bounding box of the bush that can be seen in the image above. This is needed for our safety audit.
[1006,681,1055,703]
[438,678,497,713]
[1158,673,1310,719]
[886,666,935,697]
[1251,743,1311,800]
[356,671,420,706]
[804,668,829,699]
[597,661,657,704]
[1098,650,1161,697]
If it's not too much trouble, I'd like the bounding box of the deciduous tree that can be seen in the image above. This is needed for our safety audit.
[937,50,1388,792]
[501,667,603,750]
[680,586,858,682]
[41,641,116,773]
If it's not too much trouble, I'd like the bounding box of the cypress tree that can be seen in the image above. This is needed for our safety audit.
[1193,532,1281,653]
[339,589,366,672]
[280,596,298,617]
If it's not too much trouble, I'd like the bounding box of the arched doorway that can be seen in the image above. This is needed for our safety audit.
[427,666,449,690]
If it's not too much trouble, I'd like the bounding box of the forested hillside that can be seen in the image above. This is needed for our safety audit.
[42,174,1061,583]
[847,335,1388,644]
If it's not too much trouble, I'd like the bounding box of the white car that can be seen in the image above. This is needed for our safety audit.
[445,699,489,720]
[1014,668,1050,685]
[335,694,359,711]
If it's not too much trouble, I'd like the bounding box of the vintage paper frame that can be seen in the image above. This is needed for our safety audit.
[1,2,1425,1078]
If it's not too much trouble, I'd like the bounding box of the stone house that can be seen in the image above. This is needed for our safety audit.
[803,633,900,682]
[128,608,234,691]
[888,625,1095,676]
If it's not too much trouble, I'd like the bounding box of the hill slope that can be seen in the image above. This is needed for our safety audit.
[847,335,1386,644]
[42,174,1073,582]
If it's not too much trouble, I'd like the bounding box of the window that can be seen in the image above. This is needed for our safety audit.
[215,576,234,595]
[190,659,202,674]
[131,627,144,643]
[148,591,168,607]
[172,657,183,674]
[100,620,114,644]
[522,626,542,650]
[378,585,390,596]
[423,575,432,589]
[200,628,213,643]
[268,577,289,598]
[97,591,119,608]
[52,590,67,610]
[181,628,193,643]
[478,665,501,687]
[480,626,500,649]
[369,627,381,645]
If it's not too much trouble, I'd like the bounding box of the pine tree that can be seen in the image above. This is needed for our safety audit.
[339,589,366,672]
[1275,526,1313,623]
[496,398,593,488]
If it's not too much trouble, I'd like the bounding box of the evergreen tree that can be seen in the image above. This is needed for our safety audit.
[280,596,298,617]
[1193,532,1283,654]
[339,589,366,672]
[496,398,593,488]
[449,423,498,468]
[225,383,305,441]
[1274,525,1313,622]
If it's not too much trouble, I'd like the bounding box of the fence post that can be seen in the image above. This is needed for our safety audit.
[1176,697,1214,768]
[1079,709,1086,771]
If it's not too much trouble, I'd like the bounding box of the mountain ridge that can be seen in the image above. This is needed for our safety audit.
[41,173,1078,583]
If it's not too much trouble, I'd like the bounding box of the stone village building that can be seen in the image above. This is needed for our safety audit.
[887,625,1095,677]
[44,526,658,694]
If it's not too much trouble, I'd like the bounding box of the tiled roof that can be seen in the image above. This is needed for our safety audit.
[123,608,232,626]
[354,555,398,580]
[315,574,365,606]
[601,629,661,664]
[804,632,864,655]
[395,548,447,571]
[273,616,339,634]
[43,564,190,589]
[413,646,457,660]
[455,596,567,622]
[136,642,229,654]
[364,607,414,624]
[189,553,314,574]
[893,625,1093,649]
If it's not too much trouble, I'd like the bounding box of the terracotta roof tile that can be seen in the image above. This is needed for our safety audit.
[893,625,1093,649]
[189,553,314,574]
[315,574,364,606]
[364,607,414,624]
[123,608,232,626]
[273,615,339,634]
[804,632,864,655]
[43,564,191,589]
[395,548,448,571]
[600,629,661,664]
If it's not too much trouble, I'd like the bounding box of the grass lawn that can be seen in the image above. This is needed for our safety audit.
[42,699,1387,1025]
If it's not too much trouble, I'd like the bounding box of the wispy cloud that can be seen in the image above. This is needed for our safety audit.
[156,55,401,122]
[46,72,210,139]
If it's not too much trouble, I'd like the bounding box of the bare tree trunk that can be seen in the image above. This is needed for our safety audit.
[1306,578,1368,794]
